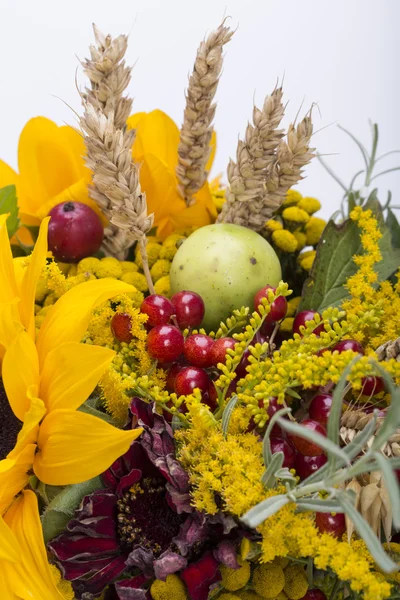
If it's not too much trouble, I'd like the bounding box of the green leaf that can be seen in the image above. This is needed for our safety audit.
[221,395,238,438]
[386,208,400,249]
[78,400,119,425]
[300,199,400,312]
[296,498,345,513]
[261,452,284,488]
[241,494,289,528]
[336,490,398,573]
[373,452,400,529]
[42,476,103,543]
[0,185,19,237]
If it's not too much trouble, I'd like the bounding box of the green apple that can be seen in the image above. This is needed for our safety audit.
[169,223,282,331]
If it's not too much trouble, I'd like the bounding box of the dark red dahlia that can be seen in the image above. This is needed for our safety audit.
[49,399,238,600]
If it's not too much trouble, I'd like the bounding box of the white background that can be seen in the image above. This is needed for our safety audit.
[0,0,399,220]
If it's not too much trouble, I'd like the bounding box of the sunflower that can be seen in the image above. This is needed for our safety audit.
[128,110,217,238]
[0,117,101,242]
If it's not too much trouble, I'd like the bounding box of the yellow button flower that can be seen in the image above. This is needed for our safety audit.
[297,196,321,214]
[220,557,251,591]
[282,206,310,224]
[272,230,298,253]
[150,574,188,600]
[305,217,327,245]
[283,189,302,206]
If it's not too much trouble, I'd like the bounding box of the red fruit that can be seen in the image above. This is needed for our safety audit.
[166,363,185,392]
[294,454,327,481]
[396,469,400,484]
[293,310,324,337]
[254,285,287,321]
[147,324,184,363]
[171,291,205,329]
[287,419,326,456]
[258,397,282,436]
[235,348,251,379]
[270,437,296,468]
[175,366,210,396]
[333,339,364,354]
[361,376,385,396]
[183,334,214,368]
[210,337,237,366]
[111,313,133,343]
[140,295,174,327]
[300,590,327,600]
[309,394,333,426]
[48,201,103,263]
[315,512,346,539]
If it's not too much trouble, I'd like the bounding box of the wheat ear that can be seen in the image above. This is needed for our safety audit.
[176,22,233,205]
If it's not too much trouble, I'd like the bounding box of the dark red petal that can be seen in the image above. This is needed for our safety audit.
[153,551,187,580]
[49,536,120,561]
[180,552,221,600]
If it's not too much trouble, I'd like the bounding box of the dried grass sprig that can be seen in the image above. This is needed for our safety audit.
[376,338,400,362]
[340,409,400,458]
[176,21,233,205]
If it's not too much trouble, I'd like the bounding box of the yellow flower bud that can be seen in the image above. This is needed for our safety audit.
[283,189,302,206]
[95,257,123,279]
[297,196,321,214]
[305,217,327,246]
[220,557,251,591]
[272,230,298,253]
[283,565,308,599]
[150,574,188,600]
[282,207,310,224]
[252,564,285,598]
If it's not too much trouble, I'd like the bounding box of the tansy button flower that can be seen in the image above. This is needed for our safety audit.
[127,110,217,238]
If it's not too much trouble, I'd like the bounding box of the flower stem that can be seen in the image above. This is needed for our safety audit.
[139,236,155,295]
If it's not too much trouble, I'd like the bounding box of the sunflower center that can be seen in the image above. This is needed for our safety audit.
[0,379,23,460]
[117,477,184,556]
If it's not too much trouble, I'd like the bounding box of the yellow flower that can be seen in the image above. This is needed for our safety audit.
[298,250,316,271]
[0,117,100,236]
[297,196,321,214]
[150,574,188,600]
[292,230,307,251]
[283,565,308,599]
[283,189,302,206]
[282,206,310,224]
[265,219,283,232]
[135,242,162,268]
[150,258,171,281]
[252,563,285,598]
[286,296,301,317]
[305,217,327,246]
[210,174,227,211]
[220,557,251,591]
[127,110,217,238]
[0,216,142,514]
[272,230,298,253]
[154,275,171,297]
[121,271,148,292]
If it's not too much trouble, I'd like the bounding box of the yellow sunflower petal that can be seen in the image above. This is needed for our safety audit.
[36,278,135,366]
[169,202,214,232]
[0,515,19,562]
[4,490,65,599]
[0,300,22,360]
[10,390,46,459]
[0,445,36,514]
[0,215,19,303]
[193,181,218,218]
[131,110,180,172]
[2,331,40,420]
[139,152,183,223]
[40,342,115,411]
[34,409,143,485]
[18,217,49,338]
[0,160,19,189]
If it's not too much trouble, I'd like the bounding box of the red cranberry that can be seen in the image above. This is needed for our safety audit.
[235,348,251,379]
[287,419,326,456]
[166,363,185,392]
[333,339,364,354]
[259,397,282,436]
[140,295,174,327]
[111,313,133,343]
[294,454,327,481]
[270,437,296,468]
[293,310,324,337]
[260,320,276,337]
[175,366,209,396]
[48,201,103,262]
[171,291,205,329]
[183,334,214,368]
[361,376,385,396]
[209,337,237,366]
[147,324,184,363]
[309,394,333,426]
[254,285,288,321]
[315,512,346,539]
[300,590,327,600]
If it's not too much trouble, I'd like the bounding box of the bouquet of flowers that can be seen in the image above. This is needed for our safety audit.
[0,20,400,600]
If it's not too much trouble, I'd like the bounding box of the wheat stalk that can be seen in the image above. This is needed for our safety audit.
[340,409,400,457]
[176,21,233,205]
[80,26,154,286]
[376,338,400,362]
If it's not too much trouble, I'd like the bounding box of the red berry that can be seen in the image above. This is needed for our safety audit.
[48,201,103,263]
[294,454,327,481]
[300,590,327,600]
[183,334,214,368]
[396,469,400,484]
[166,363,185,392]
[210,337,237,366]
[270,437,296,468]
[315,512,346,539]
[258,397,282,436]
[293,310,324,337]
[140,295,174,327]
[235,348,251,379]
[309,394,333,426]
[202,382,218,411]
[333,339,364,354]
[111,313,133,343]
[171,291,205,329]
[287,419,326,456]
[361,376,385,396]
[175,366,209,396]
[147,325,184,363]
[254,285,287,321]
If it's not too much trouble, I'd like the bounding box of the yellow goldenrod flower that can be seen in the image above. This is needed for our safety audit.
[292,230,307,251]
[297,196,321,214]
[282,206,310,224]
[282,189,302,206]
[272,229,299,253]
[128,110,217,238]
[0,118,100,238]
[265,219,283,232]
[220,557,251,591]
[150,574,188,600]
[305,216,327,245]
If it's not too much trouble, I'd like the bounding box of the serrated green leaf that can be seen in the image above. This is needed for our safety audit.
[299,199,400,312]
[42,476,103,543]
[241,494,289,528]
[261,451,284,488]
[221,395,238,438]
[336,490,398,573]
[0,185,19,237]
